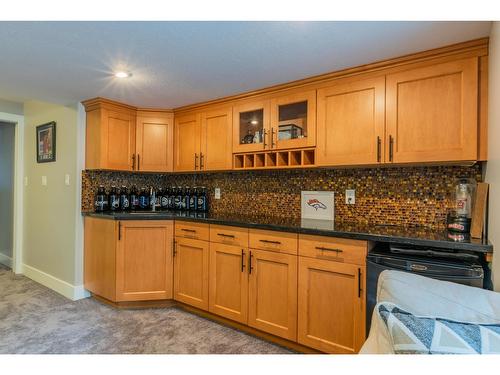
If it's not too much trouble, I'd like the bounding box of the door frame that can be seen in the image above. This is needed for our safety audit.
[0,112,24,274]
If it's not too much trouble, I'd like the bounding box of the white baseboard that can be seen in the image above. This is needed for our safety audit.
[21,263,91,301]
[0,252,13,268]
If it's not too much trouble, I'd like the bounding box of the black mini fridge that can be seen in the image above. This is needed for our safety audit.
[366,245,485,335]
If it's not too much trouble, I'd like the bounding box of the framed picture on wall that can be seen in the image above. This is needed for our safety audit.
[36,121,56,163]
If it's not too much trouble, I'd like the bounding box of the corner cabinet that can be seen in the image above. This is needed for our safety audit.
[83,98,174,172]
[84,98,137,171]
[84,217,174,302]
[385,57,478,163]
[135,110,174,172]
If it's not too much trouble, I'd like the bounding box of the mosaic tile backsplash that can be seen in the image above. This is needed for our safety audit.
[81,165,483,229]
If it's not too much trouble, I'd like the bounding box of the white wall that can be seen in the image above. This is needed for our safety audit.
[486,22,500,291]
[0,122,15,265]
[23,100,87,299]
[0,98,23,116]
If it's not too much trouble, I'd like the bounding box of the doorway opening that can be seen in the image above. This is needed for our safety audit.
[0,121,15,269]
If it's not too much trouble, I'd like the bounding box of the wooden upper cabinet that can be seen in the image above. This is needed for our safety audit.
[116,221,174,302]
[136,110,174,172]
[201,107,233,171]
[233,100,271,153]
[84,98,137,171]
[174,113,202,172]
[298,257,365,354]
[386,57,479,163]
[317,76,385,166]
[270,90,317,150]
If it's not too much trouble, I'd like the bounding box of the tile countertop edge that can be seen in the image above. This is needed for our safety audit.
[82,211,493,253]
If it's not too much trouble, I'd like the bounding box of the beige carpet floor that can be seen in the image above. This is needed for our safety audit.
[0,264,292,354]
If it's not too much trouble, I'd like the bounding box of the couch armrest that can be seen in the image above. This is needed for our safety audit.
[377,270,500,324]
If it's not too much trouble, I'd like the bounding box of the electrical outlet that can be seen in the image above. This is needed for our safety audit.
[215,188,221,199]
[345,189,355,204]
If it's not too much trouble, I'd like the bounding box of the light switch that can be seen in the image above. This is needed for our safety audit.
[214,188,221,200]
[65,174,70,186]
[24,177,28,186]
[41,176,47,186]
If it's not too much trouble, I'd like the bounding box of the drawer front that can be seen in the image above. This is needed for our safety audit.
[210,225,249,247]
[249,229,298,255]
[298,235,368,266]
[175,221,210,241]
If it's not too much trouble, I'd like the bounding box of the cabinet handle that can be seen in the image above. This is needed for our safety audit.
[377,136,381,163]
[217,233,235,238]
[259,239,281,245]
[358,268,362,298]
[118,221,122,241]
[315,246,343,253]
[194,153,199,170]
[271,128,276,148]
[200,152,204,170]
[131,154,136,170]
[389,135,394,162]
[181,228,196,233]
[241,249,246,272]
[248,250,253,274]
[263,129,267,149]
[137,154,140,170]
[173,239,177,257]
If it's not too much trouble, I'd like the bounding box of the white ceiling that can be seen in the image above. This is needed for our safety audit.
[0,21,492,108]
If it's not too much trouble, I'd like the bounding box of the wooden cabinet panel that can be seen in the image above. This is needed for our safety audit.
[298,235,369,266]
[317,76,385,166]
[386,57,478,163]
[248,249,297,341]
[209,225,249,247]
[116,221,173,301]
[233,100,271,153]
[174,113,201,171]
[175,221,210,241]
[106,110,136,170]
[271,90,317,150]
[201,108,233,171]
[209,243,248,323]
[136,112,173,172]
[249,229,298,255]
[173,237,209,310]
[84,217,117,301]
[298,257,365,354]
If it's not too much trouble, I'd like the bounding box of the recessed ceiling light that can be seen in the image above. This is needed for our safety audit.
[114,71,132,78]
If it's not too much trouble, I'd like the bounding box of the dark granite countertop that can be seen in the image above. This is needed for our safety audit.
[82,211,493,253]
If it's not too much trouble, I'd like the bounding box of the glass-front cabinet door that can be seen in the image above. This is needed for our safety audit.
[270,90,316,149]
[233,100,271,153]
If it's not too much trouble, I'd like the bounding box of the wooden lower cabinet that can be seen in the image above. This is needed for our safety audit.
[116,221,174,301]
[209,243,248,323]
[84,217,174,303]
[248,249,298,341]
[173,237,210,310]
[297,257,366,354]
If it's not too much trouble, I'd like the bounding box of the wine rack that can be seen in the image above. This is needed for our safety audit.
[233,148,315,170]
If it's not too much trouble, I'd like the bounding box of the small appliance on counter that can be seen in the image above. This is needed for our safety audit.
[446,178,476,234]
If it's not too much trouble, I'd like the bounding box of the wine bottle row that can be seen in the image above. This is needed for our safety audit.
[94,186,208,213]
